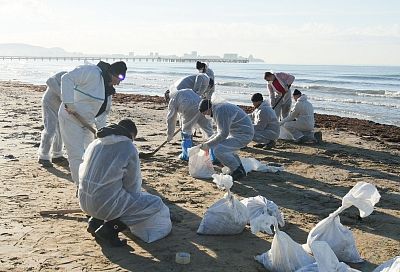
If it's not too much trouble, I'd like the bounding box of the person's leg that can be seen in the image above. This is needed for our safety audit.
[213,138,246,177]
[59,107,87,184]
[95,218,128,247]
[283,121,304,141]
[281,99,292,119]
[179,132,192,161]
[38,93,56,164]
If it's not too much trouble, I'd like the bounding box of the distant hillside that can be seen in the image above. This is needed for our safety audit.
[0,43,76,56]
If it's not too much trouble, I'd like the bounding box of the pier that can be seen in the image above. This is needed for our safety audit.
[0,56,249,63]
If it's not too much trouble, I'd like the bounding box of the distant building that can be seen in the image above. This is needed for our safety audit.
[129,52,135,57]
[223,53,238,59]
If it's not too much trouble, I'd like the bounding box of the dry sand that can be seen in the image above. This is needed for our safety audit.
[0,81,399,272]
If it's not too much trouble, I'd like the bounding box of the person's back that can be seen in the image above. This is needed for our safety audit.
[174,74,210,97]
[79,121,171,245]
[252,101,280,144]
[213,102,254,142]
[79,135,140,212]
[284,95,314,130]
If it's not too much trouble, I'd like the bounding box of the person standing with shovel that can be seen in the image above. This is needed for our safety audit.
[58,61,127,185]
[264,71,295,121]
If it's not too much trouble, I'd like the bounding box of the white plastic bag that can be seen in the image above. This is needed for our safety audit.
[241,195,285,234]
[188,145,215,179]
[305,182,381,263]
[240,158,284,174]
[197,174,248,235]
[296,241,361,272]
[255,226,315,272]
[279,126,295,140]
[372,256,400,272]
[129,203,172,243]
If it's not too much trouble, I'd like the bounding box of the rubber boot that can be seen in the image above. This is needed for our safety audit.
[95,219,128,247]
[231,163,246,181]
[87,217,103,237]
[179,133,193,161]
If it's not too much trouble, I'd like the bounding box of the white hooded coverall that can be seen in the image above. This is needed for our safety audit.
[268,72,295,120]
[203,67,215,99]
[173,74,210,97]
[280,95,315,140]
[58,64,106,184]
[166,89,213,139]
[205,103,254,171]
[250,101,280,144]
[38,71,67,160]
[79,135,172,243]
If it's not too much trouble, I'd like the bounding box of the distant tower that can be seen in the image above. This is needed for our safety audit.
[129,51,135,57]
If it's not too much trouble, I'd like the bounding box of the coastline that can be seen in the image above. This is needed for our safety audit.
[1,81,399,271]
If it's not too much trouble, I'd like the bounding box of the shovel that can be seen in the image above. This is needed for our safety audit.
[71,111,97,135]
[139,128,181,159]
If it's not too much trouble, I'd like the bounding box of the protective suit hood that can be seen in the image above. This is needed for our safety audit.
[96,124,133,140]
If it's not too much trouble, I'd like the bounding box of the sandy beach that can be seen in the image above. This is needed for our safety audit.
[0,81,399,271]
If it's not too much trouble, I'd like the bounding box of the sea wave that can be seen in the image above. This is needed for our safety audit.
[311,96,400,109]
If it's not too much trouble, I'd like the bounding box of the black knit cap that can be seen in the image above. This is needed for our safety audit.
[118,119,137,135]
[293,89,302,96]
[251,93,263,102]
[198,99,212,113]
[110,61,127,80]
[196,61,206,70]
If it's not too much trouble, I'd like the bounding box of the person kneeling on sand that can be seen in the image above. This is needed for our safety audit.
[79,119,172,247]
[249,93,280,149]
[198,99,254,181]
[38,71,68,168]
[165,88,215,161]
[280,89,320,143]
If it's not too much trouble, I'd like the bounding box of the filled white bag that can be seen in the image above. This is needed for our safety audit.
[241,195,285,234]
[197,174,248,235]
[129,201,172,243]
[255,225,315,272]
[296,241,361,272]
[372,256,400,272]
[305,182,381,263]
[240,158,284,174]
[188,145,215,179]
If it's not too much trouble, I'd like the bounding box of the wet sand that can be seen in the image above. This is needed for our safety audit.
[0,81,399,271]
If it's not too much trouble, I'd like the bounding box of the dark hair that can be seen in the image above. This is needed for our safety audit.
[264,71,273,78]
[196,61,206,70]
[293,89,302,96]
[198,99,212,113]
[251,93,263,102]
[110,61,127,79]
[118,119,137,138]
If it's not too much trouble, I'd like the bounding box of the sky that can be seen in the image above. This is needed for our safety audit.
[0,0,399,65]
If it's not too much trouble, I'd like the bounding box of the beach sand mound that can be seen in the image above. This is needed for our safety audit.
[0,82,399,271]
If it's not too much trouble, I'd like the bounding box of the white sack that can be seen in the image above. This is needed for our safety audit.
[296,241,361,272]
[240,157,284,173]
[241,195,285,234]
[188,145,215,179]
[129,202,172,243]
[372,256,400,272]
[255,227,315,272]
[197,174,248,235]
[306,182,381,263]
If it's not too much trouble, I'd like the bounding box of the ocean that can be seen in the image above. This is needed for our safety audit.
[0,59,399,127]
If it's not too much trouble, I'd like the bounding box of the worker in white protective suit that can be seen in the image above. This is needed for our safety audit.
[79,119,172,247]
[196,61,215,99]
[264,71,295,121]
[164,88,215,161]
[171,74,211,98]
[280,89,317,143]
[37,71,68,168]
[59,61,127,184]
[249,93,280,149]
[198,99,254,181]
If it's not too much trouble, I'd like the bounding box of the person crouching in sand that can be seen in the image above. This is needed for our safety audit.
[78,119,172,246]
